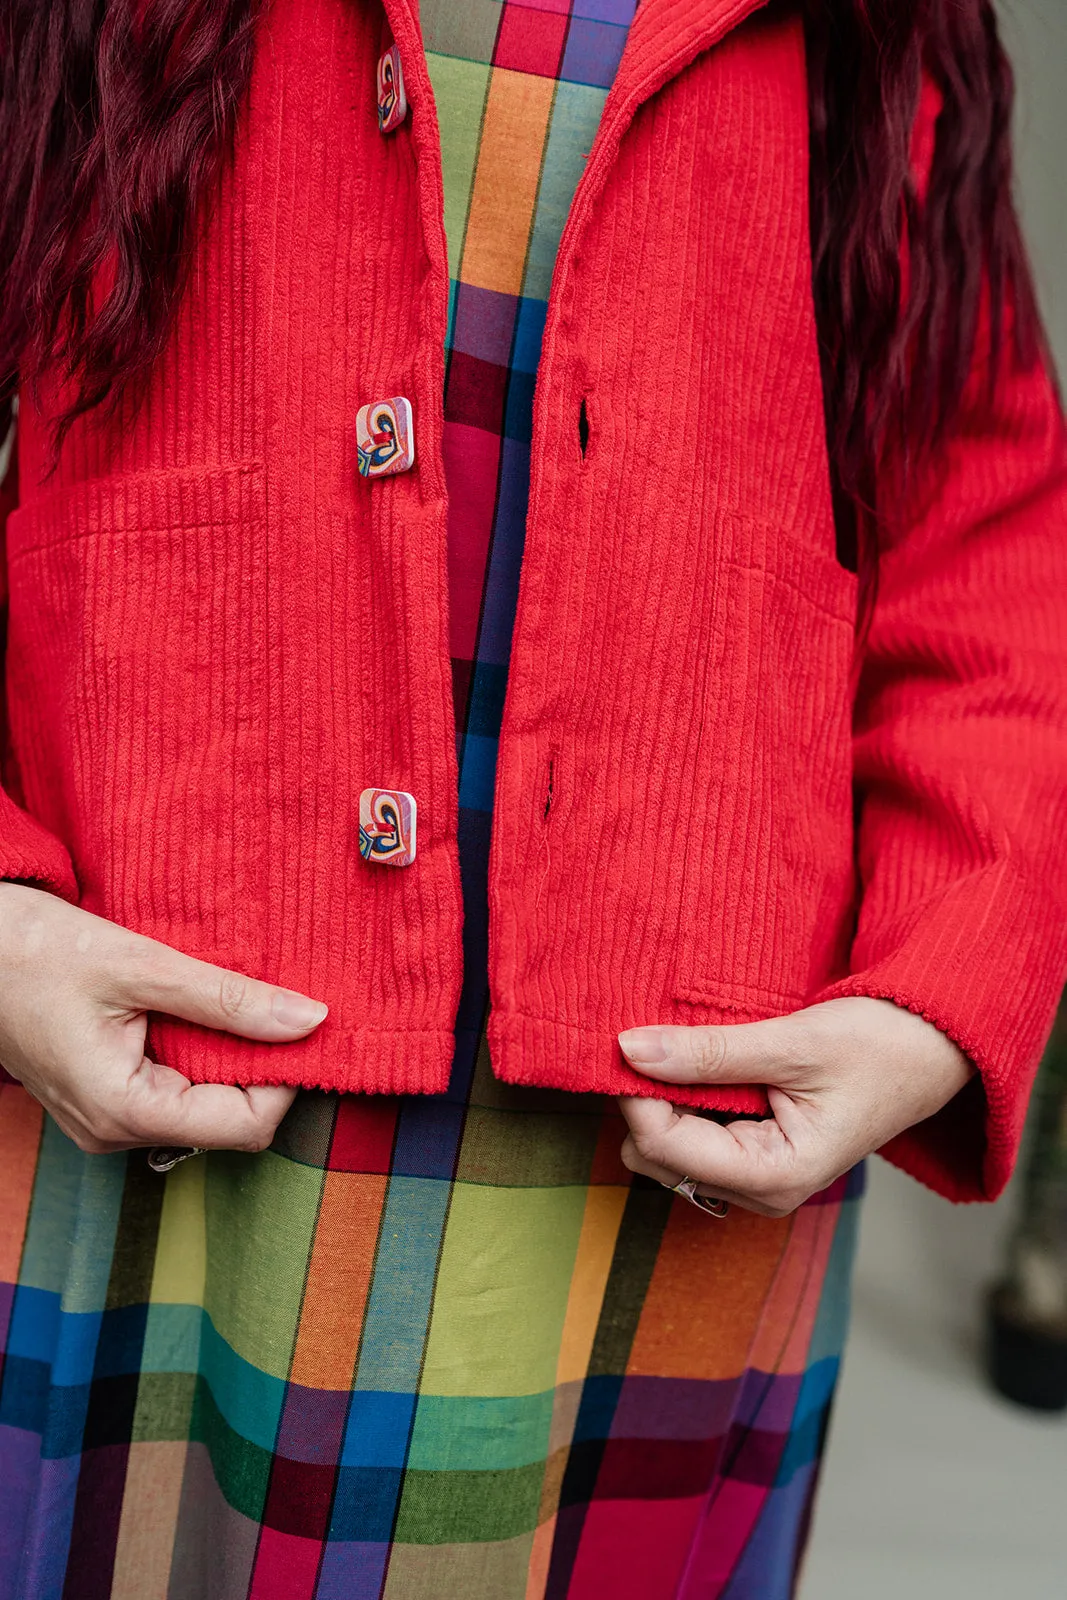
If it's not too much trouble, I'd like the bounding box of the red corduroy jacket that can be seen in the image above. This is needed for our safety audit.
[4,0,1067,1202]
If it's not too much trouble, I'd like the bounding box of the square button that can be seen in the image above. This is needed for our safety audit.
[377,46,408,133]
[356,397,415,478]
[359,789,417,866]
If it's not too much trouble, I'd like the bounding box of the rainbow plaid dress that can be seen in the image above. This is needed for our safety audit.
[0,3,864,1596]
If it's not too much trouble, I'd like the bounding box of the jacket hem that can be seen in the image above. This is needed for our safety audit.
[145,1018,456,1096]
[486,1008,771,1116]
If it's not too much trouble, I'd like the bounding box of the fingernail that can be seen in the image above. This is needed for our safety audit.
[271,993,329,1030]
[618,1029,669,1065]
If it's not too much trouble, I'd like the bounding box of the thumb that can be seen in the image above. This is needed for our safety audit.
[618,1014,807,1087]
[117,944,328,1041]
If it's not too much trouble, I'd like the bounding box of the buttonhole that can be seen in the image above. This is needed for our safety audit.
[543,758,554,821]
[578,396,590,459]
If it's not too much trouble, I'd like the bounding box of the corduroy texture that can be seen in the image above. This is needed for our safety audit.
[5,0,1067,1203]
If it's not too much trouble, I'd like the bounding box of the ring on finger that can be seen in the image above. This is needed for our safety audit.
[147,1146,207,1174]
[664,1175,729,1218]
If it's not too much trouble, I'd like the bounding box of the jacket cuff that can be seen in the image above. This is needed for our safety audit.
[0,790,78,901]
[809,862,1067,1203]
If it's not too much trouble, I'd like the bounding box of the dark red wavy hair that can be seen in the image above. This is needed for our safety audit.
[0,0,1050,584]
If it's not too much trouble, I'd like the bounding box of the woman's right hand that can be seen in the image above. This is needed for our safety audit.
[0,881,328,1155]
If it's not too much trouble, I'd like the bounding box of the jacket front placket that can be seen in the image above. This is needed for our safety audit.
[488,0,771,1015]
[376,0,769,1026]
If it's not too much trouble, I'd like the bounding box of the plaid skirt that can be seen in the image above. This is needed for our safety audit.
[0,1037,862,1600]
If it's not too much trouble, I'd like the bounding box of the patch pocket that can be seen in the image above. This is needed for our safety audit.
[671,514,859,1012]
[4,463,270,959]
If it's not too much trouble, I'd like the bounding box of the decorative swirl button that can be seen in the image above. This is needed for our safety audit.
[359,788,417,867]
[356,396,415,479]
[377,46,408,134]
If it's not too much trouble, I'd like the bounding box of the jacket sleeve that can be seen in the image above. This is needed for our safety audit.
[0,428,79,899]
[809,73,1067,1201]
[812,345,1067,1203]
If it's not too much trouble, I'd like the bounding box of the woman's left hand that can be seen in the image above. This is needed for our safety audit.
[617,997,975,1216]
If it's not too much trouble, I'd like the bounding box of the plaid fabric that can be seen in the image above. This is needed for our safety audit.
[430,0,643,817]
[0,4,864,1595]
[0,1083,863,1599]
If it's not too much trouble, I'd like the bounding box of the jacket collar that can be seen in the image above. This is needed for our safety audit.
[380,0,775,321]
[613,0,772,114]
[388,0,771,119]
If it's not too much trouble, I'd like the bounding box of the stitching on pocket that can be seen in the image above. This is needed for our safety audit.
[6,462,266,560]
[670,512,856,1007]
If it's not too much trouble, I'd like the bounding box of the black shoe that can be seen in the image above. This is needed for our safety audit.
[986,1284,1067,1413]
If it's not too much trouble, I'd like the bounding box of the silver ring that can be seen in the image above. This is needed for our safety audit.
[667,1176,729,1218]
[147,1146,207,1174]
